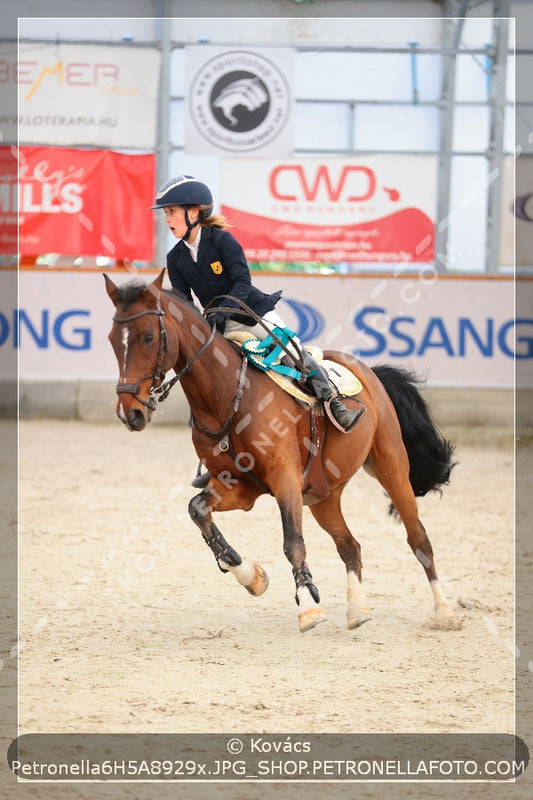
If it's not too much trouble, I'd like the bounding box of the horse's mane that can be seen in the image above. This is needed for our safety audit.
[163,287,206,322]
[114,279,202,319]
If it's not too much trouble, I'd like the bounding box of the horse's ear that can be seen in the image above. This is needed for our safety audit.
[151,269,166,294]
[103,273,119,304]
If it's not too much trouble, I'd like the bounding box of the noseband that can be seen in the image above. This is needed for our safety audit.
[112,297,217,413]
[112,299,168,413]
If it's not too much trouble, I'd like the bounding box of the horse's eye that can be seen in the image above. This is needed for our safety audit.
[143,332,154,345]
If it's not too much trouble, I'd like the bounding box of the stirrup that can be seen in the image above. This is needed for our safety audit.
[325,398,366,434]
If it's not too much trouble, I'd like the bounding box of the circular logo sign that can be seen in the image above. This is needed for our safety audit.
[189,50,290,153]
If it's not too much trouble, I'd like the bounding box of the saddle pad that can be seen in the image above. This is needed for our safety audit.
[226,331,362,405]
[321,359,363,397]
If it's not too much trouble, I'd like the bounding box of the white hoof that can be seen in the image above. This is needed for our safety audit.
[431,602,463,630]
[298,606,327,633]
[221,558,269,597]
[428,581,462,629]
[245,563,269,597]
[347,608,372,630]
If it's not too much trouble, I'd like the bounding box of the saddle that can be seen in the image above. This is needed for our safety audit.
[226,329,363,405]
[225,328,363,505]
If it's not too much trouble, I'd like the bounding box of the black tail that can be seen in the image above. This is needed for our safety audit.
[371,364,457,513]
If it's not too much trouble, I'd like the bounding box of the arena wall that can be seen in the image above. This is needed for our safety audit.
[2,379,526,431]
[1,270,531,429]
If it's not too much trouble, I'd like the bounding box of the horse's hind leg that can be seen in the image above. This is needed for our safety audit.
[367,450,461,630]
[310,487,372,630]
[187,489,269,597]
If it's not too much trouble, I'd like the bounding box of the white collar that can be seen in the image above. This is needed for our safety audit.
[183,227,201,261]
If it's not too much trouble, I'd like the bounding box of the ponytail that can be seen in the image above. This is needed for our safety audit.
[198,205,232,230]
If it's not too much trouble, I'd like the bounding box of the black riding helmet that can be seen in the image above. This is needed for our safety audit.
[150,175,214,241]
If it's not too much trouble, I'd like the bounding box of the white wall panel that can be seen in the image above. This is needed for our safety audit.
[354,105,439,152]
[294,103,350,151]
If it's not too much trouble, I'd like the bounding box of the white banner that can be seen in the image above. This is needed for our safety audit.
[17,43,160,148]
[221,156,437,262]
[186,46,294,156]
[2,271,529,389]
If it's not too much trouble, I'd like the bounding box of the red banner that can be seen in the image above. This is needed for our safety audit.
[0,146,18,255]
[221,205,434,263]
[10,146,155,260]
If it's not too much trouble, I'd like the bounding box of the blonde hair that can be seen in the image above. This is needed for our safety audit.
[197,205,232,229]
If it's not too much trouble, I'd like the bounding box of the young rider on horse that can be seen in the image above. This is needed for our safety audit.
[151,175,366,483]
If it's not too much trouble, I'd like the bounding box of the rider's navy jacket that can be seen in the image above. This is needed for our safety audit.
[166,226,281,324]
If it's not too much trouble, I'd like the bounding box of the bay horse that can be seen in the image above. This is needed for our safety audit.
[105,270,460,633]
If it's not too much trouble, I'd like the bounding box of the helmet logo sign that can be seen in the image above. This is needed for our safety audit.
[212,74,269,130]
[188,49,291,153]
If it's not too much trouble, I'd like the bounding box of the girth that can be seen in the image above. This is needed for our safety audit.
[301,411,330,505]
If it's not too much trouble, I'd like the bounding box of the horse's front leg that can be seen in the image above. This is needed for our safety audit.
[278,488,327,633]
[187,484,268,597]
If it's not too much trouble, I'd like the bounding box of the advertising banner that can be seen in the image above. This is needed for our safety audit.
[221,156,437,263]
[0,40,18,145]
[186,46,294,156]
[3,271,529,389]
[16,42,160,148]
[14,147,155,260]
[0,145,17,254]
[504,154,533,269]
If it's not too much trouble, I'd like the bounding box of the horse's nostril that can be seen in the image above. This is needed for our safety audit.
[127,408,146,431]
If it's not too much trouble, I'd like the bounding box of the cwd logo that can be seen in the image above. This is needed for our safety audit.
[269,164,378,203]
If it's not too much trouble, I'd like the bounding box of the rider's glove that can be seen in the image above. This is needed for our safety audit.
[206,312,226,332]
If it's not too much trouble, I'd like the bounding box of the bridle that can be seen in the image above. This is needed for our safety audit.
[112,296,216,413]
[113,297,168,413]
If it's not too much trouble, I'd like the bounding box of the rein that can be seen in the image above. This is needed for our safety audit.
[205,295,308,375]
[153,324,216,403]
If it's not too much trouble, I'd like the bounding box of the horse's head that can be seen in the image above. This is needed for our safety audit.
[105,269,173,432]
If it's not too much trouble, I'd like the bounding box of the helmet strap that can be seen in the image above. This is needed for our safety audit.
[182,208,200,242]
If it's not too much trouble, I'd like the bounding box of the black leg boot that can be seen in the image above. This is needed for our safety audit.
[303,353,366,433]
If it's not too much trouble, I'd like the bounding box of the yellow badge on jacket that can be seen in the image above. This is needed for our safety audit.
[210,261,223,275]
